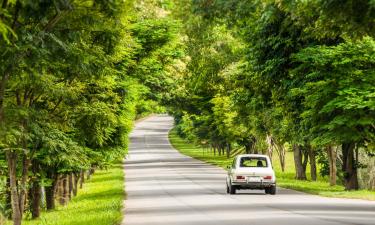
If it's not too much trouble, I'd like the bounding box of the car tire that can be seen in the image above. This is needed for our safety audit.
[229,184,236,195]
[265,187,270,194]
[269,185,276,195]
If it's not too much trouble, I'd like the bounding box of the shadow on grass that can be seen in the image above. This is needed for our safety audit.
[75,189,123,201]
[89,176,123,184]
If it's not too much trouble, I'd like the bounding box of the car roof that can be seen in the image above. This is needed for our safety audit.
[237,154,270,158]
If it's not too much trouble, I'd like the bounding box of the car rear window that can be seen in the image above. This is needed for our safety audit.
[239,157,268,168]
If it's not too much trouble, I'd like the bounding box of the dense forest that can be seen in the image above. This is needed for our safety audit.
[0,0,374,225]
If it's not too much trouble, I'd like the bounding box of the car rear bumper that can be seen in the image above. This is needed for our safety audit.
[232,182,276,190]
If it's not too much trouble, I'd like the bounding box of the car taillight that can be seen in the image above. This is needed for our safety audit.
[263,176,272,179]
[236,175,245,180]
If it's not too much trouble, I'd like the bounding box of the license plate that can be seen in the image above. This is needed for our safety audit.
[247,177,261,182]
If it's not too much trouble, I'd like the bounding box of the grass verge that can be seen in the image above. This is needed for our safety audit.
[18,163,124,225]
[169,128,375,201]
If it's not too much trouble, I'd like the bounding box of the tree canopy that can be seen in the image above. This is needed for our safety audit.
[0,0,182,224]
[1,0,374,224]
[166,0,375,191]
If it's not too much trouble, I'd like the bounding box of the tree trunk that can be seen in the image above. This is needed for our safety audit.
[87,169,92,180]
[87,166,96,180]
[45,171,58,210]
[252,138,258,154]
[302,148,309,175]
[57,176,62,205]
[244,137,256,154]
[293,144,307,180]
[276,143,286,172]
[226,143,231,158]
[41,187,46,209]
[80,170,85,189]
[45,186,55,210]
[73,173,80,196]
[59,174,68,206]
[63,175,69,204]
[6,151,22,225]
[326,145,337,186]
[5,177,12,219]
[308,147,317,181]
[266,134,273,159]
[342,143,358,190]
[244,144,251,154]
[68,174,73,200]
[19,147,31,217]
[266,134,286,171]
[30,160,41,219]
[90,166,96,176]
[30,180,41,219]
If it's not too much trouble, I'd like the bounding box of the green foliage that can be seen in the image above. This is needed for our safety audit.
[0,20,16,44]
[291,37,375,147]
[167,3,247,150]
[130,17,184,106]
[167,0,375,190]
[1,0,374,221]
[22,163,124,225]
[0,0,182,222]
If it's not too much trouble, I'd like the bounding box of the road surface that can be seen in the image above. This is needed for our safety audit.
[122,115,375,225]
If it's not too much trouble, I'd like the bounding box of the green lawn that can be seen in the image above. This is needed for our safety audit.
[169,128,375,201]
[16,163,124,225]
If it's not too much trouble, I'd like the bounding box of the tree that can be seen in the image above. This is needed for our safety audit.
[1,0,187,223]
[170,0,375,187]
[290,37,375,189]
[0,0,137,223]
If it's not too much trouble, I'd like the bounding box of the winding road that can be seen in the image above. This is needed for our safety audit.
[122,115,375,225]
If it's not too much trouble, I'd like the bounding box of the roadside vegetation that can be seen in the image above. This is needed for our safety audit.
[0,1,179,225]
[166,0,375,196]
[20,163,124,225]
[169,128,375,201]
[1,0,374,224]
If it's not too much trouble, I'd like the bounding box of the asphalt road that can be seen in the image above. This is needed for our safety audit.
[122,115,375,225]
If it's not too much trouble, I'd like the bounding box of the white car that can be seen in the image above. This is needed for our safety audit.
[226,154,276,195]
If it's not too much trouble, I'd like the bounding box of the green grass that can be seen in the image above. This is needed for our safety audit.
[16,163,124,225]
[169,128,375,201]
